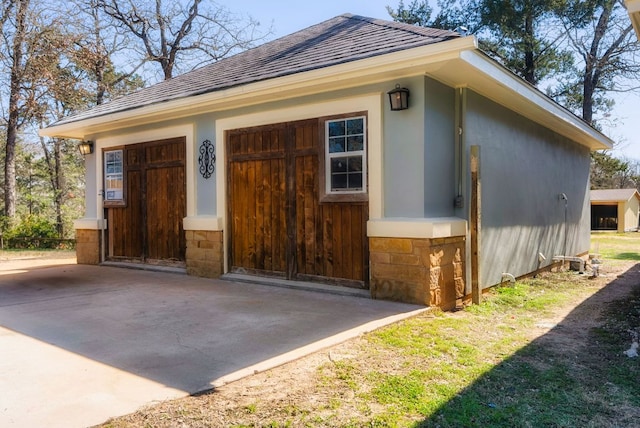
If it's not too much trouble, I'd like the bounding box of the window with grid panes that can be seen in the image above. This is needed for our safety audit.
[325,116,366,194]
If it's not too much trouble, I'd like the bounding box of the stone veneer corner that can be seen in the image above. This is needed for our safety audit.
[370,236,466,310]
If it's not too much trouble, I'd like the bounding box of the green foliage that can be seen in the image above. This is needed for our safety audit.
[551,0,638,124]
[387,0,435,26]
[13,139,86,239]
[389,1,577,86]
[590,151,639,190]
[5,215,58,239]
[477,0,580,86]
[3,214,59,248]
[387,0,481,32]
[388,0,640,127]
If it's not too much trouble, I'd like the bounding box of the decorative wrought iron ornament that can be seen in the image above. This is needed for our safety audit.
[198,139,216,179]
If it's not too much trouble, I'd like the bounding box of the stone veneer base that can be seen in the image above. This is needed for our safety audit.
[75,229,101,265]
[185,230,224,278]
[370,236,466,310]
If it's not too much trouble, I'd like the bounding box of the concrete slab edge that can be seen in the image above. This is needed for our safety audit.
[221,273,371,299]
[100,261,187,275]
[208,306,431,389]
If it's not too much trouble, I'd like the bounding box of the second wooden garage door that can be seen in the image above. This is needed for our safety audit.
[227,119,368,288]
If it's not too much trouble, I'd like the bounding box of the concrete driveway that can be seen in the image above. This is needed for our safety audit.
[0,261,425,427]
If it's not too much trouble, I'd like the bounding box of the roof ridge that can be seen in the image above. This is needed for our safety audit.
[345,14,460,38]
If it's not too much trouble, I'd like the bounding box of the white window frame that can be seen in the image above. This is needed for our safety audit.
[103,149,124,205]
[324,115,367,195]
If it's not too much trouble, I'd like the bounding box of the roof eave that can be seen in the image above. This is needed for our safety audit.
[39,36,477,139]
[40,34,611,151]
[450,50,612,151]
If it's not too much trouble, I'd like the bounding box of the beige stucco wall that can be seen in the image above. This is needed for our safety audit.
[622,198,640,232]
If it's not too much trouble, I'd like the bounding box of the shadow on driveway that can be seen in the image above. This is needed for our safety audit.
[0,263,424,427]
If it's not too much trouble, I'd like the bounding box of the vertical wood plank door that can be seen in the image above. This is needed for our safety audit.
[228,120,369,288]
[228,125,288,275]
[108,145,144,260]
[145,139,186,264]
[106,137,186,266]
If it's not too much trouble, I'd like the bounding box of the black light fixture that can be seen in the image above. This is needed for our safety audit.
[387,84,410,111]
[78,140,94,155]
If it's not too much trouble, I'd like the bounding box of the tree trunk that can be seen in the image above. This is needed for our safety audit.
[4,0,29,219]
[523,12,536,85]
[582,65,595,125]
[39,135,65,237]
[53,140,64,237]
[582,1,612,125]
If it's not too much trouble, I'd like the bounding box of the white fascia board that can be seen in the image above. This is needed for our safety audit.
[626,0,640,39]
[40,36,478,140]
[458,50,613,151]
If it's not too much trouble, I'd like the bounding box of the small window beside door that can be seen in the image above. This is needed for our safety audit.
[325,116,367,197]
[104,149,125,206]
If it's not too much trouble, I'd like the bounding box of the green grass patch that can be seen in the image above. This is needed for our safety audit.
[591,233,640,261]
[610,252,640,261]
[360,248,640,426]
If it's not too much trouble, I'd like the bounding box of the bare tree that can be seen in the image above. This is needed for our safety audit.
[1,0,78,220]
[97,0,269,81]
[558,0,640,125]
[68,0,144,106]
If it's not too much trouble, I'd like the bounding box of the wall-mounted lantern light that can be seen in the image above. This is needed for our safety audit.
[78,141,94,155]
[387,84,410,111]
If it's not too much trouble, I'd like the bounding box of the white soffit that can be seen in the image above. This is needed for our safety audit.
[427,50,612,151]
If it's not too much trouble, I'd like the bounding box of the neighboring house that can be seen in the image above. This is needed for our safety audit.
[40,14,612,310]
[627,0,640,39]
[591,189,640,232]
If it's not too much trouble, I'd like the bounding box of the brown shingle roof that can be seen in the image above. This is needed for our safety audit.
[53,14,459,127]
[591,188,640,202]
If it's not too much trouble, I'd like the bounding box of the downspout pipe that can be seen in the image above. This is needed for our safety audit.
[561,193,568,258]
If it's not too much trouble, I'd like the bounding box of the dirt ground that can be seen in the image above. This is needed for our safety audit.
[0,251,76,271]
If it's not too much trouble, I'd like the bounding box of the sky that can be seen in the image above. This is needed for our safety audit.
[226,0,640,161]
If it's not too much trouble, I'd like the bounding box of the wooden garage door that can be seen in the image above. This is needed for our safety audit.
[106,137,186,266]
[227,119,369,288]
